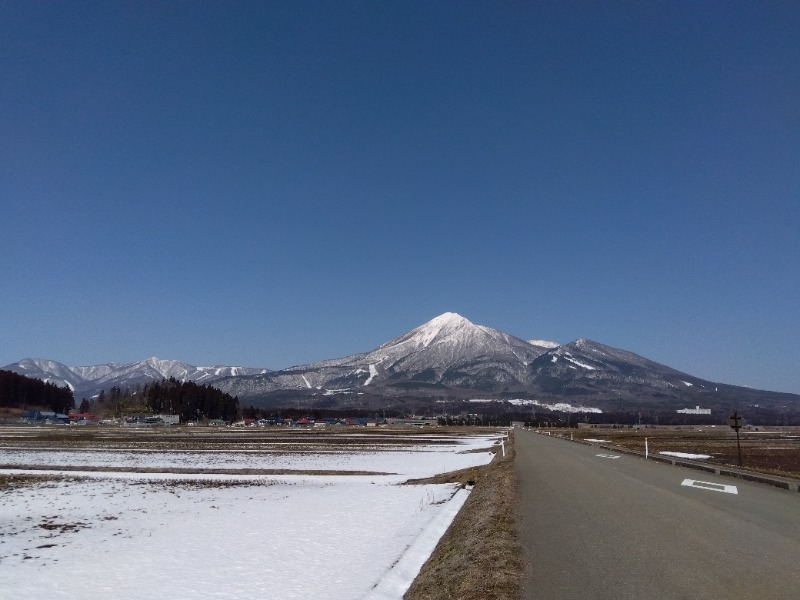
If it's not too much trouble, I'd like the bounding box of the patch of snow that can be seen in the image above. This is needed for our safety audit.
[584,438,611,443]
[659,451,711,460]
[563,356,597,370]
[301,375,312,388]
[544,402,601,413]
[364,363,379,386]
[46,377,74,391]
[366,488,470,599]
[323,388,352,395]
[682,381,694,387]
[473,398,603,414]
[528,340,559,349]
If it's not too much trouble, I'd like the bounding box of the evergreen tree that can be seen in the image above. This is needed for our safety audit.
[0,370,73,413]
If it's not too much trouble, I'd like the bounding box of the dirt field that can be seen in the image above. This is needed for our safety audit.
[563,425,800,478]
[0,425,465,450]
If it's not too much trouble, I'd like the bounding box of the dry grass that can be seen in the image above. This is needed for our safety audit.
[404,433,520,600]
[0,473,68,490]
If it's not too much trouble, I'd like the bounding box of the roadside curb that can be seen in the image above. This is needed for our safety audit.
[533,430,800,493]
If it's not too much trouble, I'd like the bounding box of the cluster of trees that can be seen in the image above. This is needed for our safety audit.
[143,378,239,422]
[0,370,74,414]
[75,380,239,422]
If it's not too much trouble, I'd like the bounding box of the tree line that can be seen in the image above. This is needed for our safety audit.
[0,371,238,423]
[143,378,239,422]
[0,370,74,414]
[81,379,239,422]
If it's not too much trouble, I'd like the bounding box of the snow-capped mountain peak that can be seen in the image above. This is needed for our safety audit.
[528,339,560,349]
[401,312,474,349]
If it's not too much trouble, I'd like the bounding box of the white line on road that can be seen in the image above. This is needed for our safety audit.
[596,454,621,459]
[681,479,738,494]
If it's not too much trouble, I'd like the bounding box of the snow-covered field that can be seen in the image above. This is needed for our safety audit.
[0,434,497,480]
[0,430,501,600]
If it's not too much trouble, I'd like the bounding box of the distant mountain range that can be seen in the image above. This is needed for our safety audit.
[4,312,799,416]
[5,357,266,399]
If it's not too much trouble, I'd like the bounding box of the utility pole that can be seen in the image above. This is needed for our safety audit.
[726,411,746,467]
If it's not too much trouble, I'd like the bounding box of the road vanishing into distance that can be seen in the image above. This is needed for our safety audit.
[515,430,800,600]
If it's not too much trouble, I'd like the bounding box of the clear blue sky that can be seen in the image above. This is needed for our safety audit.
[2,1,798,393]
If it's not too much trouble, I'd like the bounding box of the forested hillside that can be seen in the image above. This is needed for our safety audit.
[0,370,74,414]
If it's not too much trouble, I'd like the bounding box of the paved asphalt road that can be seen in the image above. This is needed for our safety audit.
[515,429,800,600]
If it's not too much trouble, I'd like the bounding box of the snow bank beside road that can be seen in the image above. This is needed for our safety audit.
[659,451,712,460]
[365,488,471,600]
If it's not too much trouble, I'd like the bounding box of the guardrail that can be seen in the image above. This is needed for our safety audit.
[531,429,800,493]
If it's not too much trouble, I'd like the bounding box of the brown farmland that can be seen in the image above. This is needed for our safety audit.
[563,425,800,478]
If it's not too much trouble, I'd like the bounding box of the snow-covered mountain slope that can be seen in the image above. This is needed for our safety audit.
[6,358,87,392]
[210,313,550,397]
[322,312,546,381]
[528,338,712,396]
[2,357,266,399]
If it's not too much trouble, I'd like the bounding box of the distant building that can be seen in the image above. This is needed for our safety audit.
[122,414,180,427]
[386,417,437,427]
[677,406,711,415]
[155,414,180,425]
[68,412,100,425]
[22,410,69,424]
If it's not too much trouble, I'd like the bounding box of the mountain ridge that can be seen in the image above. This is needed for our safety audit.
[4,357,266,398]
[4,313,798,417]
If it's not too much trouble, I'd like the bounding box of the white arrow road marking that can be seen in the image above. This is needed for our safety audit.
[681,479,738,494]
[596,453,621,459]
